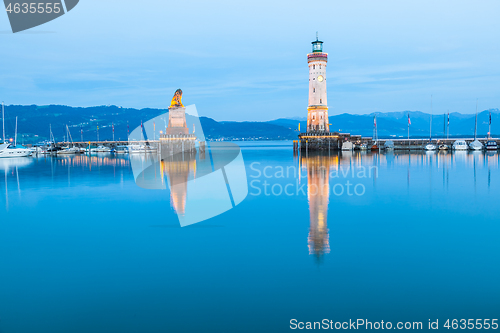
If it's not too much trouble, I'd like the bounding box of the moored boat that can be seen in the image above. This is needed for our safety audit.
[0,103,31,158]
[0,143,32,158]
[341,141,353,151]
[58,146,80,155]
[46,146,62,153]
[29,146,42,155]
[384,140,394,151]
[114,145,129,154]
[425,97,437,151]
[91,145,112,153]
[438,144,449,150]
[469,139,483,151]
[452,140,468,150]
[469,101,483,151]
[129,144,157,153]
[371,114,379,152]
[425,143,437,151]
[59,126,82,154]
[486,140,498,151]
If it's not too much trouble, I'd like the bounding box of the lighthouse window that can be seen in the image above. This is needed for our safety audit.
[313,88,315,93]
[319,65,321,69]
[320,99,322,103]
[313,65,315,69]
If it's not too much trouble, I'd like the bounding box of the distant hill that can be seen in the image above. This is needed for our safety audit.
[270,110,500,138]
[1,104,499,144]
[0,105,298,143]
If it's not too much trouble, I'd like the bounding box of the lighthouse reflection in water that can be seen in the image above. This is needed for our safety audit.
[296,150,500,261]
[302,153,334,259]
[299,151,377,260]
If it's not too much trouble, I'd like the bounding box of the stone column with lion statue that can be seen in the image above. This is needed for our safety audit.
[160,89,196,159]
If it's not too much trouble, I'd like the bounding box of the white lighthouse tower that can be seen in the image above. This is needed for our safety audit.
[307,34,329,133]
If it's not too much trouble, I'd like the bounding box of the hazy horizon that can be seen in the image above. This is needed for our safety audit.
[3,103,500,124]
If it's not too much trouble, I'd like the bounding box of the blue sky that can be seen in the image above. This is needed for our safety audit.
[1,0,499,121]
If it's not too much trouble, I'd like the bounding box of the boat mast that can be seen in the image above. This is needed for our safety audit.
[14,116,17,146]
[447,110,449,139]
[474,99,478,140]
[67,125,74,146]
[443,113,446,139]
[489,111,491,139]
[2,102,5,144]
[408,112,410,150]
[50,124,54,146]
[429,95,433,142]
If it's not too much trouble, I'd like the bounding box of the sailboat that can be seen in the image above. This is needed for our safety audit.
[439,113,449,150]
[128,120,157,153]
[469,100,483,150]
[90,145,112,153]
[58,125,81,154]
[0,104,31,158]
[371,114,379,151]
[425,96,437,151]
[43,125,61,154]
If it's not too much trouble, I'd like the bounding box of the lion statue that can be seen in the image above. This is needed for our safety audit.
[170,89,184,108]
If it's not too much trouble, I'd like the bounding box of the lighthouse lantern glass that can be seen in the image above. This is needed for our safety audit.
[312,41,322,53]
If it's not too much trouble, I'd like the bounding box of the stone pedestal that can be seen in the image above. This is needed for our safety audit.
[167,106,189,135]
[159,134,196,160]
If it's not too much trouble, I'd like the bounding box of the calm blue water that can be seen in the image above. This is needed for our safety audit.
[0,142,499,333]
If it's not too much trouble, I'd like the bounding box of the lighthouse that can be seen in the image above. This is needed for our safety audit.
[298,36,363,151]
[307,35,329,133]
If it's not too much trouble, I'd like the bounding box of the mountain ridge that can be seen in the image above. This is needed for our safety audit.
[1,104,499,143]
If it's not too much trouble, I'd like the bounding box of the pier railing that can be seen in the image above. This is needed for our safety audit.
[297,132,499,151]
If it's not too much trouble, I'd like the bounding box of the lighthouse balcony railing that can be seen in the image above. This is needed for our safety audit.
[307,53,328,59]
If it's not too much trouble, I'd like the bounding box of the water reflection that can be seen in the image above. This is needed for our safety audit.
[161,150,197,216]
[1,155,131,207]
[0,158,35,211]
[300,151,381,260]
[1,148,498,229]
[129,142,246,226]
[1,146,499,333]
[301,153,335,260]
[129,149,201,218]
[299,149,499,261]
